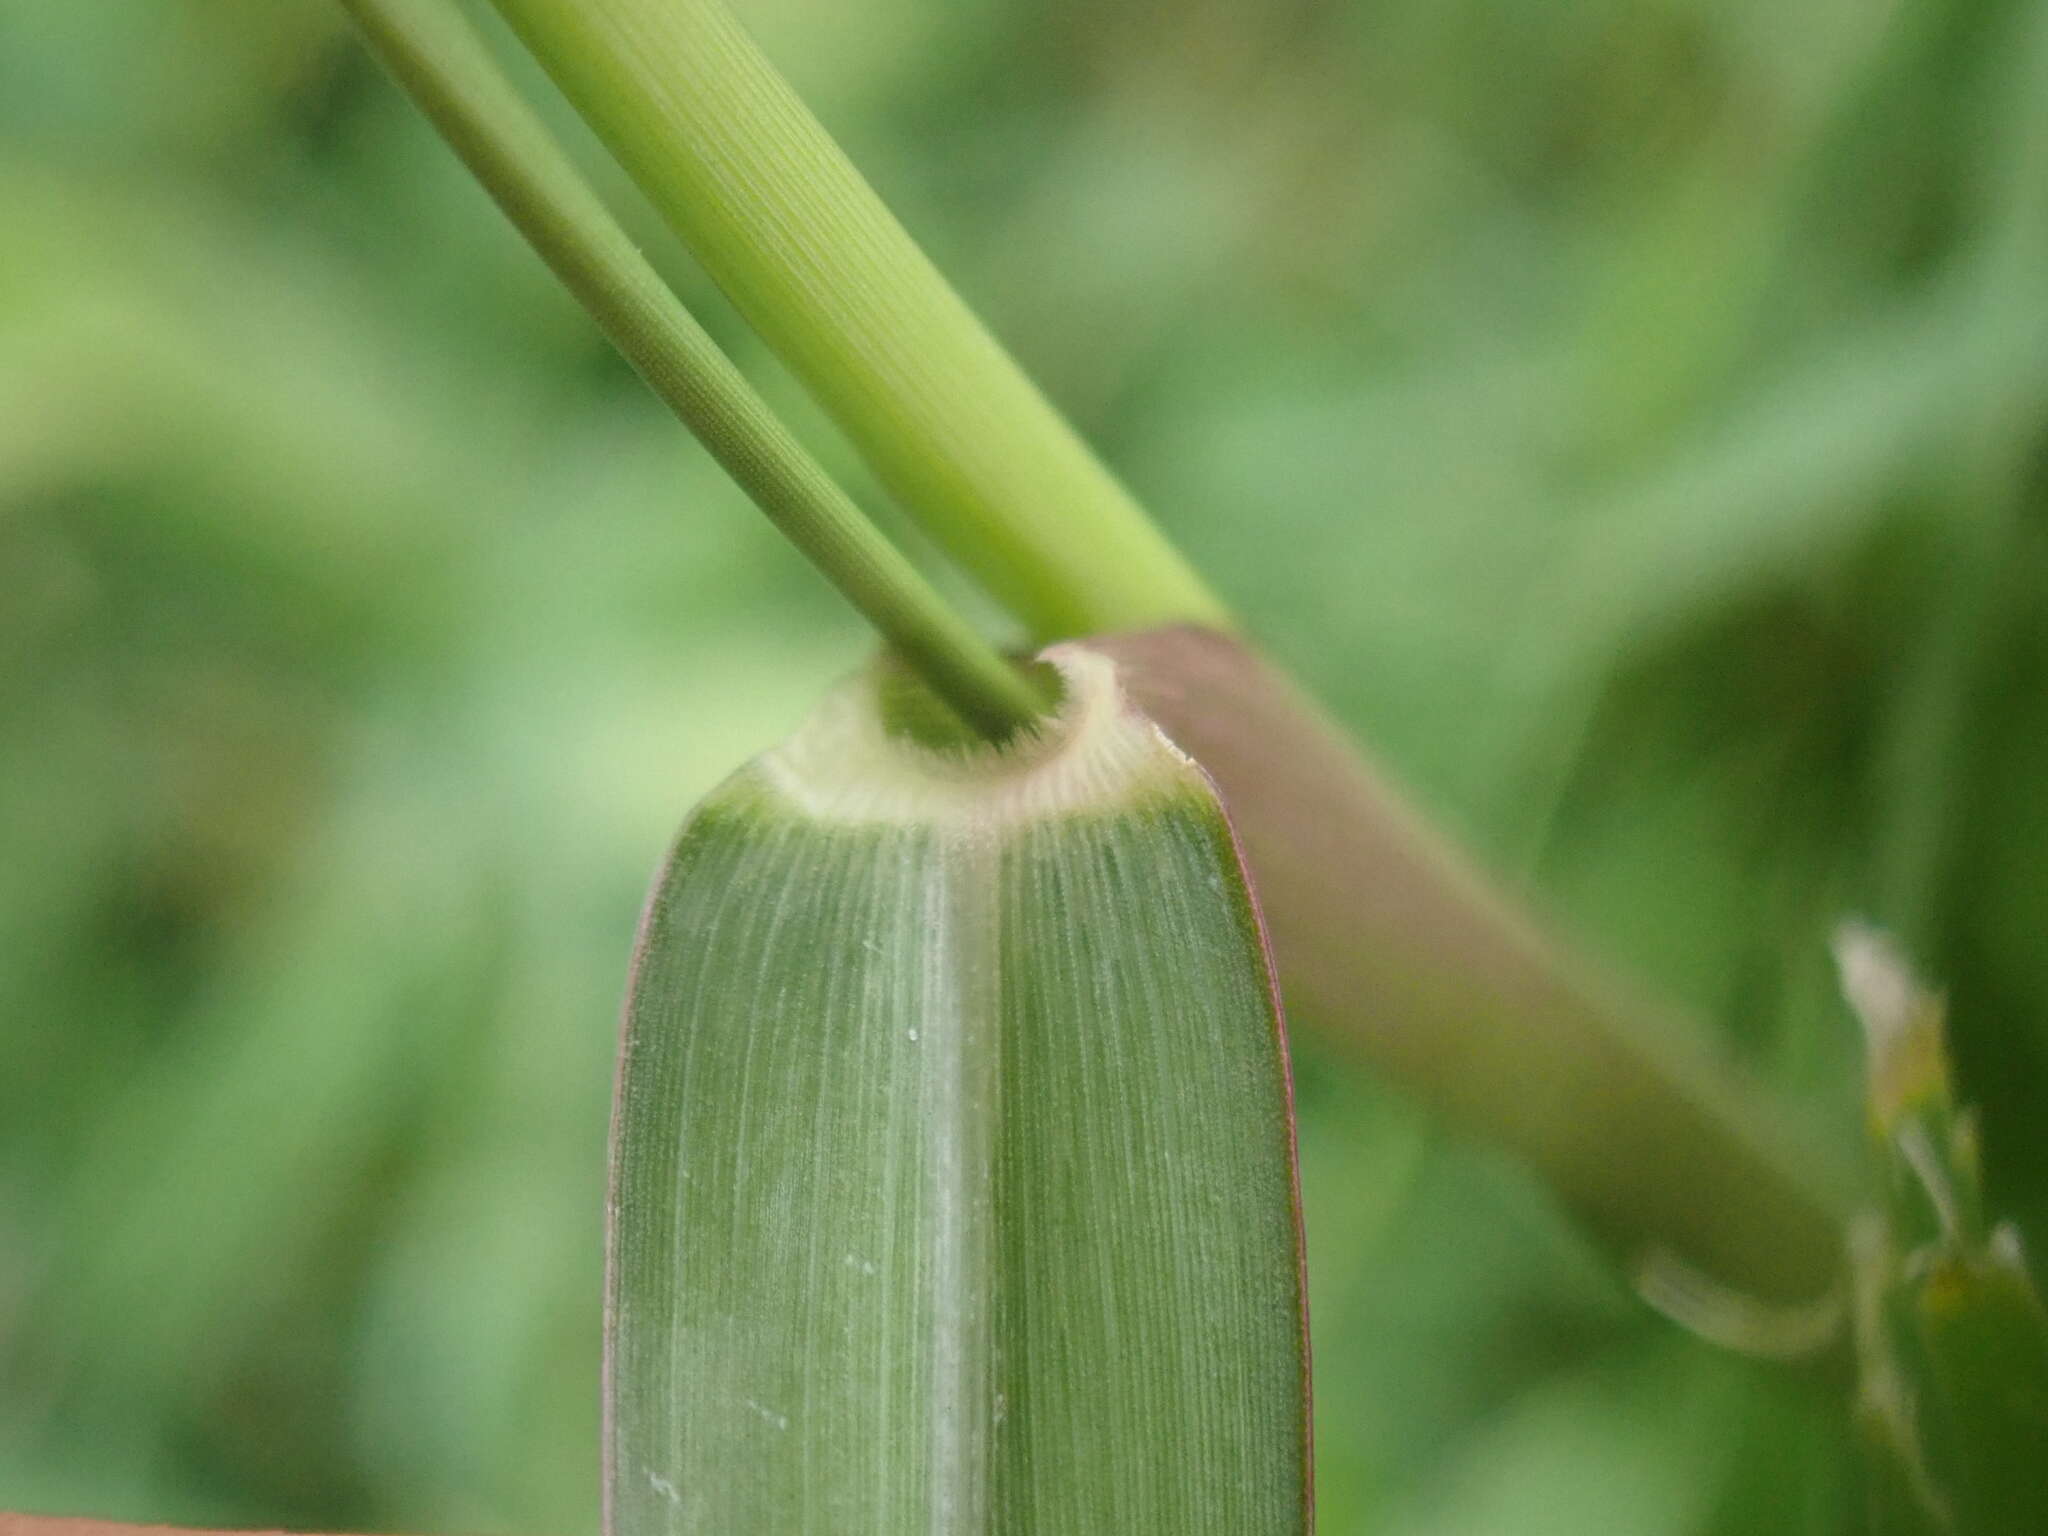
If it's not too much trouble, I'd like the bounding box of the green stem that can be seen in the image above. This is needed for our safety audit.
[485,0,1228,642]
[339,0,1047,742]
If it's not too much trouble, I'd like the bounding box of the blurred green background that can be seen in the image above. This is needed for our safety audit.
[3,0,2045,1530]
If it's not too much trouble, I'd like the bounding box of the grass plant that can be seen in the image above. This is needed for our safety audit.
[4,0,2046,1531]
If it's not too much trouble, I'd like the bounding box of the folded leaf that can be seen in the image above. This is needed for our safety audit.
[610,644,1311,1534]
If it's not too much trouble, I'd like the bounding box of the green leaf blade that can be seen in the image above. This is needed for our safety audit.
[993,796,1308,1529]
[611,646,1311,1534]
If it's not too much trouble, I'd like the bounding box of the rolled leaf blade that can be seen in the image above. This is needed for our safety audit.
[610,644,1311,1533]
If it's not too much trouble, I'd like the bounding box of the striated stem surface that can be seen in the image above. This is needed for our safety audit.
[487,0,1227,639]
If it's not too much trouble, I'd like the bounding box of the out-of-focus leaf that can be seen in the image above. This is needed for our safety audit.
[1916,1239,2048,1533]
[1838,925,2048,1536]
[610,644,1311,1533]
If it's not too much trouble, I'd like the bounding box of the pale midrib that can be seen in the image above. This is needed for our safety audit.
[919,828,1000,1535]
